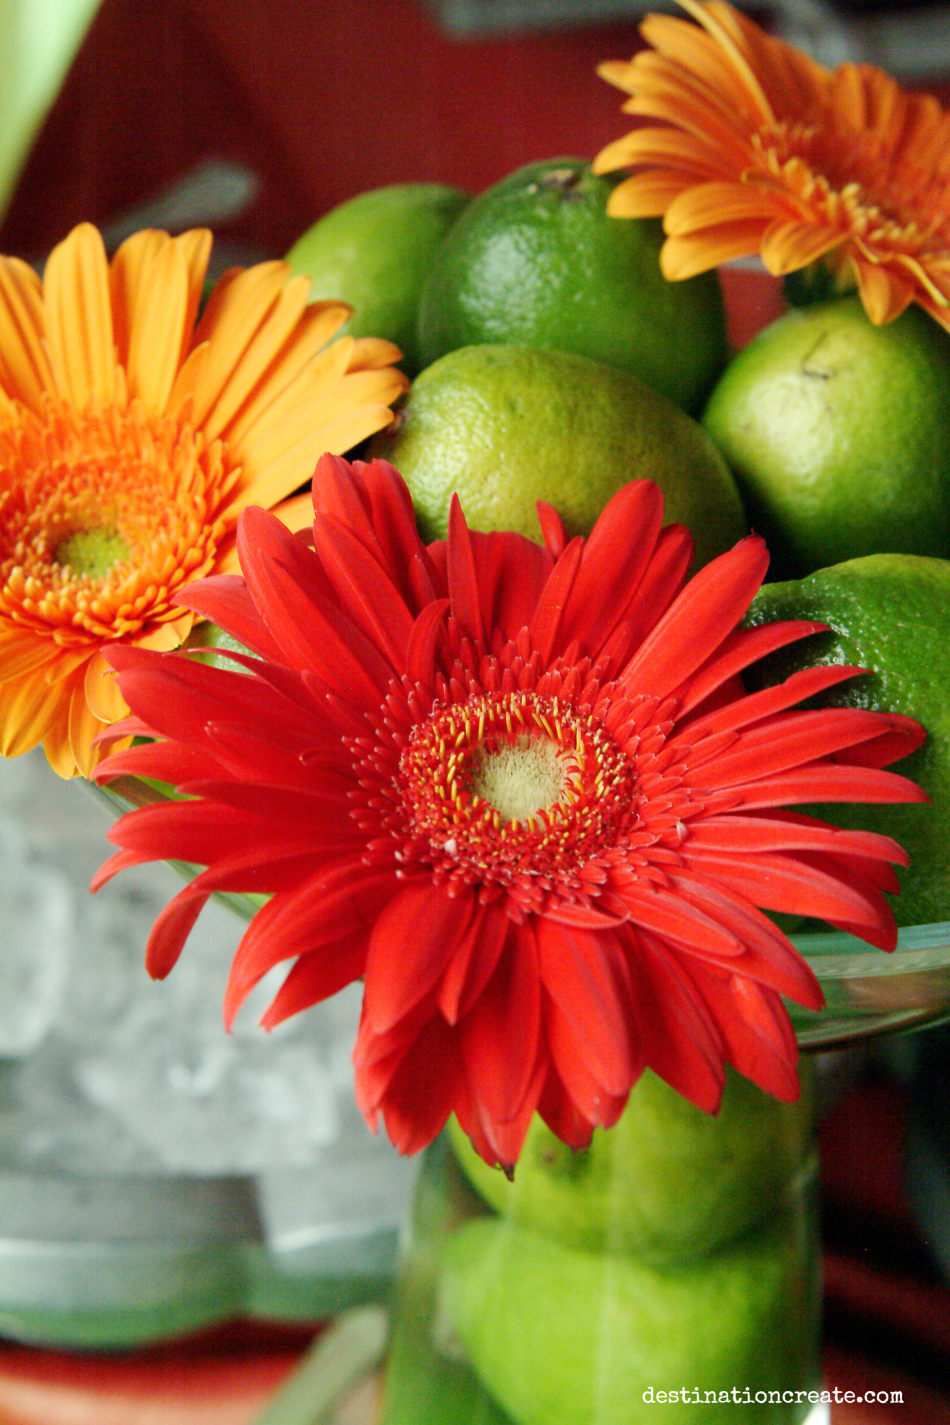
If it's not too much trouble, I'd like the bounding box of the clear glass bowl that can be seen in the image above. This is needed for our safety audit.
[790,920,950,1046]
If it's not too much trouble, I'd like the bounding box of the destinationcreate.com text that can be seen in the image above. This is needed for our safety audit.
[640,1387,903,1406]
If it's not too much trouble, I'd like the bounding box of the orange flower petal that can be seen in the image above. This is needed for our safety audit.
[0,257,54,411]
[84,650,129,723]
[642,7,773,124]
[185,263,320,439]
[664,181,782,236]
[109,228,212,413]
[0,631,59,680]
[43,224,118,409]
[226,337,408,514]
[221,303,363,449]
[0,666,69,759]
[607,172,689,220]
[759,218,844,274]
[596,126,734,183]
[661,222,773,279]
[852,256,915,325]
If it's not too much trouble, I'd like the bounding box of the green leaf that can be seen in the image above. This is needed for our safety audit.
[0,0,101,220]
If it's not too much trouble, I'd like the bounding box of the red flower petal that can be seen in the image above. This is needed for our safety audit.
[688,969,802,1103]
[536,919,638,1096]
[223,858,393,1025]
[629,932,727,1112]
[311,514,417,670]
[144,883,211,979]
[556,479,667,657]
[545,991,632,1131]
[733,762,927,809]
[312,455,441,614]
[446,495,486,646]
[469,529,554,641]
[437,902,511,1025]
[175,573,288,663]
[698,707,902,787]
[260,929,368,1029]
[355,1010,465,1156]
[624,534,769,695]
[460,922,543,1128]
[529,536,585,664]
[362,884,482,1035]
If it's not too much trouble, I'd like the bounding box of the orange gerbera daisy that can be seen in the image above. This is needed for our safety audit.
[0,223,408,778]
[594,0,950,329]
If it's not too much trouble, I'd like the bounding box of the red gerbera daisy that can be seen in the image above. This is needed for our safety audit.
[92,455,925,1168]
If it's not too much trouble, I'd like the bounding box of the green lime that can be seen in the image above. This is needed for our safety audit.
[285,183,470,375]
[370,344,747,569]
[416,157,728,414]
[440,1212,817,1425]
[702,296,950,579]
[746,554,948,926]
[449,1064,815,1265]
[184,619,254,667]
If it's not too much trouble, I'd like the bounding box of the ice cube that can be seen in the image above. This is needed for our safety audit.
[0,821,73,1057]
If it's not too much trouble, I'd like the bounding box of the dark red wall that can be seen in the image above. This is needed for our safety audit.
[0,0,645,261]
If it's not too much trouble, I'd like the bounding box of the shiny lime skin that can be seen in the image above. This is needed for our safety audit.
[703,297,950,579]
[416,158,728,415]
[370,343,747,570]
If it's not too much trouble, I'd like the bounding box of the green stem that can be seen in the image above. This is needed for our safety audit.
[252,1306,388,1425]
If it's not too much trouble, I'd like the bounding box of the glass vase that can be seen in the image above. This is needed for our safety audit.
[380,1059,821,1425]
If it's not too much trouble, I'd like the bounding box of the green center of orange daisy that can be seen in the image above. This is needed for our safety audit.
[54,524,131,579]
[0,396,238,645]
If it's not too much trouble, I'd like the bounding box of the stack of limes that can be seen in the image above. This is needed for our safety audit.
[286,159,744,570]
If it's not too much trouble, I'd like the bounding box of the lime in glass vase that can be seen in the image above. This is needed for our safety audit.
[380,1061,820,1425]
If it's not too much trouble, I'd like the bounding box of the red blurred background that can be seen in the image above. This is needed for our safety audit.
[0,0,645,263]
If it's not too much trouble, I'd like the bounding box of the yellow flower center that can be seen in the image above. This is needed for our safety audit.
[0,396,239,647]
[467,733,568,826]
[354,639,702,921]
[392,687,645,908]
[759,106,950,258]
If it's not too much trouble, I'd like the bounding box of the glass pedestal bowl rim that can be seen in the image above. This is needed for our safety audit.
[790,917,950,1048]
